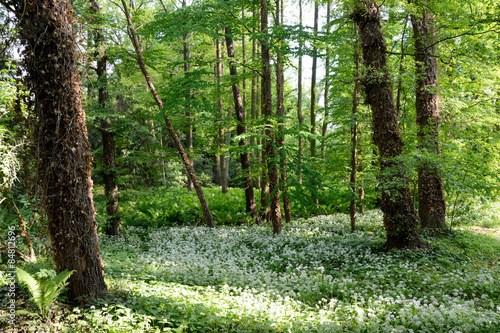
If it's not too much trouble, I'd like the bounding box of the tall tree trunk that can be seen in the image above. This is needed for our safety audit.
[310,0,319,207]
[251,8,260,190]
[275,0,291,223]
[18,0,107,299]
[261,0,282,234]
[358,127,365,215]
[212,36,222,186]
[411,2,446,231]
[224,24,260,222]
[90,0,120,237]
[350,24,360,232]
[297,0,304,185]
[351,3,425,249]
[121,0,215,228]
[183,0,194,191]
[321,2,331,160]
[396,15,409,123]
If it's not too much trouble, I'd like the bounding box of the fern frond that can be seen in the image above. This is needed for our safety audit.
[16,267,42,308]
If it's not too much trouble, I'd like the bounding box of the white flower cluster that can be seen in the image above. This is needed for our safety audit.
[100,211,500,332]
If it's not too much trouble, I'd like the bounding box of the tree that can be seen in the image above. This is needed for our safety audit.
[351,2,425,249]
[410,0,446,230]
[223,19,260,222]
[309,0,319,207]
[90,0,121,236]
[350,23,360,232]
[119,0,215,228]
[261,0,282,234]
[12,0,108,298]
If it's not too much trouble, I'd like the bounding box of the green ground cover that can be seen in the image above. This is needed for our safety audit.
[2,210,499,332]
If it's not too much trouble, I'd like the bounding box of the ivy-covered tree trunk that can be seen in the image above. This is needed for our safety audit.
[411,2,446,231]
[224,25,260,222]
[261,0,282,234]
[351,3,425,249]
[90,0,120,237]
[18,0,107,298]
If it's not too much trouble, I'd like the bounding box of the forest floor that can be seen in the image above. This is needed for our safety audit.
[2,210,500,332]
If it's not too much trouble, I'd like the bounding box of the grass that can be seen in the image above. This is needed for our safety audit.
[1,210,500,332]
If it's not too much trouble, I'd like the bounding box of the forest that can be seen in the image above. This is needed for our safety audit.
[0,0,499,331]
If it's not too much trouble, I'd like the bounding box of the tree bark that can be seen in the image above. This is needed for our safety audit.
[18,0,107,299]
[297,0,304,185]
[183,0,194,192]
[251,8,260,190]
[261,0,282,234]
[350,24,360,232]
[224,25,260,222]
[321,2,331,160]
[275,0,291,223]
[121,0,215,228]
[351,3,425,249]
[310,0,319,207]
[90,0,120,237]
[411,1,446,231]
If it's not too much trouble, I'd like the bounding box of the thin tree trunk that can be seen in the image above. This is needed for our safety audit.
[358,126,365,214]
[321,2,331,160]
[18,0,108,299]
[275,0,291,223]
[91,0,120,237]
[121,0,215,227]
[395,15,409,122]
[297,0,304,185]
[261,0,282,234]
[350,24,360,232]
[351,2,425,249]
[411,2,446,230]
[212,36,222,186]
[310,0,319,207]
[224,24,260,222]
[251,8,260,190]
[183,0,194,191]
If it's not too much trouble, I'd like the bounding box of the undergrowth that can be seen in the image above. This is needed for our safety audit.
[2,210,499,332]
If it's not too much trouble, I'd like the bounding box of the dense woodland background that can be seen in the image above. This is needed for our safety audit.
[0,0,500,331]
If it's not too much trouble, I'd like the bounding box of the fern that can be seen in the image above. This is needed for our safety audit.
[16,267,74,320]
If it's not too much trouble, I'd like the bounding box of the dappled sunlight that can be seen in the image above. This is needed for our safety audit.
[94,211,500,332]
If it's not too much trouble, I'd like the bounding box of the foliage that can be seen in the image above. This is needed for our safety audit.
[3,209,499,332]
[16,267,74,320]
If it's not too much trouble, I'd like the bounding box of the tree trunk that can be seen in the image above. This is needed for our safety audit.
[396,15,409,123]
[310,0,319,207]
[251,8,260,190]
[224,25,260,222]
[275,0,291,223]
[183,0,194,191]
[215,34,229,194]
[411,2,446,231]
[213,35,223,186]
[121,0,215,228]
[297,0,304,185]
[351,3,425,249]
[261,0,282,234]
[90,0,120,237]
[350,24,360,232]
[18,0,107,299]
[321,2,331,160]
